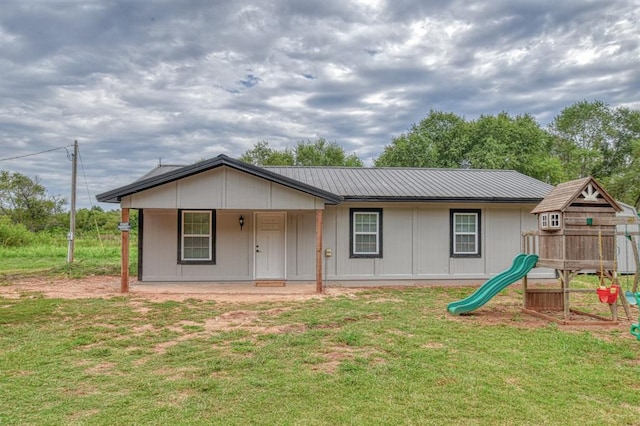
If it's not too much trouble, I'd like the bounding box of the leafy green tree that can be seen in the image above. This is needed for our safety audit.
[75,206,121,234]
[240,138,363,166]
[238,141,295,166]
[605,139,640,209]
[375,110,469,168]
[599,108,640,208]
[52,206,135,236]
[549,100,640,207]
[548,100,618,179]
[294,138,363,166]
[375,110,563,184]
[466,113,564,184]
[0,171,65,231]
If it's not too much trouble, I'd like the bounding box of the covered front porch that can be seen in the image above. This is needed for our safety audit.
[118,207,326,293]
[94,156,343,294]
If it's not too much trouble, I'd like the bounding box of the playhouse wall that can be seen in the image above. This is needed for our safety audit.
[538,208,618,262]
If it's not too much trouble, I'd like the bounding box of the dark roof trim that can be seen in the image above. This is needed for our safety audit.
[342,196,545,203]
[96,154,344,204]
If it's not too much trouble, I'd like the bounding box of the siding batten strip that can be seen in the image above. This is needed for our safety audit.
[316,209,323,293]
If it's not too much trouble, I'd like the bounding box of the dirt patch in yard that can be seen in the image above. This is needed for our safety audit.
[0,275,363,303]
[1,276,637,339]
[446,286,638,341]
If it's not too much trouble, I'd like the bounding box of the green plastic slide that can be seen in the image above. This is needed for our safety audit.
[631,292,640,341]
[447,253,539,315]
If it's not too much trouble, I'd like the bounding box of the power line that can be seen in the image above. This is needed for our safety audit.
[77,144,105,248]
[77,145,94,208]
[0,144,74,162]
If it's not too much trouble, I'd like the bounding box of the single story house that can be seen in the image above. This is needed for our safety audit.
[96,154,557,288]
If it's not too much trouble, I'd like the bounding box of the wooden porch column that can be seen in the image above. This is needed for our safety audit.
[121,207,130,293]
[316,209,323,293]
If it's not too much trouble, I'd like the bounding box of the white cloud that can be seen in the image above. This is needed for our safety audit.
[0,0,638,209]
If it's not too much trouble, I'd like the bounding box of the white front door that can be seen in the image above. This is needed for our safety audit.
[255,212,286,280]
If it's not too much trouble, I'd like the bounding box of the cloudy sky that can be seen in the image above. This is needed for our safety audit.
[1,0,639,209]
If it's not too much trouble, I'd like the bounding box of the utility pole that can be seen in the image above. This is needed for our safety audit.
[67,140,78,263]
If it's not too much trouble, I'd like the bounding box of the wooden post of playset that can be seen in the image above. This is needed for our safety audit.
[630,234,640,293]
[521,231,537,309]
[561,270,570,320]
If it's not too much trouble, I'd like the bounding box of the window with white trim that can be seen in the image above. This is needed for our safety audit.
[350,208,382,258]
[540,212,561,230]
[178,210,215,264]
[540,213,549,228]
[451,210,481,257]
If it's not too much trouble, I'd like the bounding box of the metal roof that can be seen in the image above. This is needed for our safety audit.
[265,166,553,202]
[135,164,184,181]
[96,154,554,204]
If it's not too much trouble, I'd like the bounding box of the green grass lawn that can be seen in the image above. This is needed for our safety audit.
[1,286,639,425]
[0,234,136,279]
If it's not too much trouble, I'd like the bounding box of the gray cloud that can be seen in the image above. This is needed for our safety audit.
[1,0,638,209]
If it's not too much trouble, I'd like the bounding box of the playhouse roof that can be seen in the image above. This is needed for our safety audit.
[531,176,622,214]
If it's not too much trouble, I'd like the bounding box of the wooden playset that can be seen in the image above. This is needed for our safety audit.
[522,177,639,325]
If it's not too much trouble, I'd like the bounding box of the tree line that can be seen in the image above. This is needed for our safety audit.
[241,100,640,209]
[1,99,639,242]
[0,169,137,247]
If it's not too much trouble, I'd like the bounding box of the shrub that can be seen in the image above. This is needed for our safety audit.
[0,216,34,247]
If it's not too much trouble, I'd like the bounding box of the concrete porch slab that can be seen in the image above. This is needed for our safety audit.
[130,281,319,295]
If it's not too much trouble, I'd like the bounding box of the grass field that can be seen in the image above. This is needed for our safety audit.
[1,284,639,425]
[0,234,136,279]
[1,237,639,424]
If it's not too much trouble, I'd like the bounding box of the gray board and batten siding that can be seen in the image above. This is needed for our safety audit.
[137,203,545,283]
[97,154,556,284]
[618,202,640,274]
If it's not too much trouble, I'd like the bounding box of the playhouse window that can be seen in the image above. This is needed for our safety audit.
[540,212,561,230]
[451,210,481,257]
[540,213,549,228]
[350,208,383,258]
[178,210,216,264]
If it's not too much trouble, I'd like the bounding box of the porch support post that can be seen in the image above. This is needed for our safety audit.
[316,209,323,293]
[121,207,130,293]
